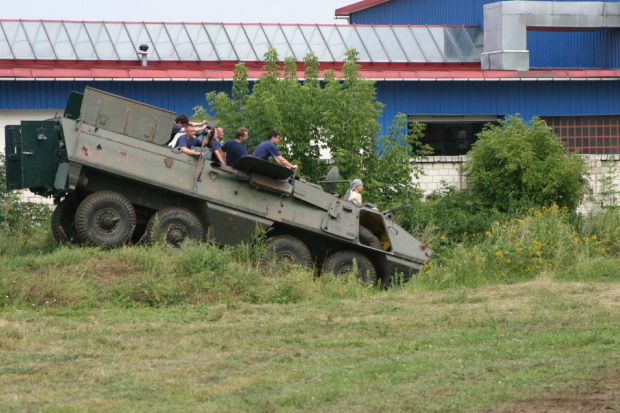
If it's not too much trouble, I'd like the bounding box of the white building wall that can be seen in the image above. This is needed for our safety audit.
[415,155,620,215]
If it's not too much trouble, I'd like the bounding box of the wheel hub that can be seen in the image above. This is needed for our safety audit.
[165,224,189,246]
[95,209,121,234]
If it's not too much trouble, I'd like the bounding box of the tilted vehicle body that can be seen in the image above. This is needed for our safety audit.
[5,87,432,284]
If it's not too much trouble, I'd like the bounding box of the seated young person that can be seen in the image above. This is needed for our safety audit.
[174,124,204,157]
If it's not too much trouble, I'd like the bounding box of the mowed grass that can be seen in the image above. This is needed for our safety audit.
[1,281,619,412]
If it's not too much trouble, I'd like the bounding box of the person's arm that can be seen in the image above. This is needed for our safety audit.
[180,147,200,156]
[214,149,226,165]
[179,121,207,133]
[274,155,297,169]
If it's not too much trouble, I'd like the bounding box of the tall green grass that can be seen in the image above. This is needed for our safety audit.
[1,205,619,310]
[418,205,620,288]
[0,225,376,309]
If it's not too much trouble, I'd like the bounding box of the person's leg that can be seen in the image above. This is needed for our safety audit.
[359,225,382,250]
[359,225,391,287]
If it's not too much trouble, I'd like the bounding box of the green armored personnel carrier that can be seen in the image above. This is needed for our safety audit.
[5,87,431,284]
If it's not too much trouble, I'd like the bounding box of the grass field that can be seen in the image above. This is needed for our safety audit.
[1,205,620,411]
[1,277,619,412]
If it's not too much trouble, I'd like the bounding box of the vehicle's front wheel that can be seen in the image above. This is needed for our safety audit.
[51,194,81,245]
[322,250,377,285]
[75,191,136,249]
[144,207,204,247]
[259,235,313,271]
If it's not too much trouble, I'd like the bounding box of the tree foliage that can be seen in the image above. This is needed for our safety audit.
[465,116,590,211]
[194,48,431,207]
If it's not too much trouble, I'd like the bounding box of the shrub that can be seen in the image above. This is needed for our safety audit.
[399,184,505,246]
[465,116,590,212]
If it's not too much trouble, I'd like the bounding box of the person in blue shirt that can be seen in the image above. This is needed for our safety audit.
[174,124,204,157]
[222,127,249,166]
[167,114,207,146]
[210,126,226,164]
[252,130,298,169]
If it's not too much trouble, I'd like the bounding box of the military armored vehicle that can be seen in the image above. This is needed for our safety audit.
[4,87,431,284]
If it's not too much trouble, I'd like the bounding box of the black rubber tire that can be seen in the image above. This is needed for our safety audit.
[322,250,377,285]
[51,195,81,245]
[74,191,136,249]
[259,235,313,270]
[144,207,205,247]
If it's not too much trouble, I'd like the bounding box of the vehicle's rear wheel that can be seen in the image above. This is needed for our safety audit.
[259,235,313,271]
[322,250,377,285]
[144,207,204,247]
[75,191,136,249]
[51,194,81,245]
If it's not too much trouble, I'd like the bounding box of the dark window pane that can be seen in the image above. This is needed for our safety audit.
[597,148,604,154]
[604,147,611,154]
[583,128,589,137]
[591,138,597,146]
[591,127,597,136]
[605,138,610,146]
[596,117,603,126]
[582,148,590,154]
[597,127,603,136]
[568,117,574,126]
[604,117,610,125]
[612,138,617,147]
[561,117,567,126]
[612,127,618,136]
[582,117,589,126]
[576,138,582,147]
[569,128,574,137]
[597,138,604,146]
[554,127,561,136]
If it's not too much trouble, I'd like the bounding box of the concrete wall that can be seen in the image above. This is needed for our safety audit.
[415,155,620,214]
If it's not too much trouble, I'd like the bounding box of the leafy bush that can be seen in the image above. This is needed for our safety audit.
[465,116,590,212]
[399,184,505,246]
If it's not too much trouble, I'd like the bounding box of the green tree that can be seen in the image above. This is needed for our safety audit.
[465,115,590,211]
[194,47,431,207]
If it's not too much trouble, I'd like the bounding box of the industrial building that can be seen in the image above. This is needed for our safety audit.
[1,0,619,206]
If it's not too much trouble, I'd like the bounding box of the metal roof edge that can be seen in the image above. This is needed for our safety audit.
[335,0,393,17]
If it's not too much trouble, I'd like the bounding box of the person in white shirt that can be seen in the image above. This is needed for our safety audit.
[344,179,364,203]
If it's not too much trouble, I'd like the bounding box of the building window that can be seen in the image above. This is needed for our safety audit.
[542,116,620,154]
[408,115,500,156]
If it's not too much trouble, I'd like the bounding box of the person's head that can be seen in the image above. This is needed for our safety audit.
[235,127,249,142]
[175,114,189,126]
[351,179,364,193]
[248,145,257,156]
[268,130,280,143]
[215,126,224,141]
[185,124,196,138]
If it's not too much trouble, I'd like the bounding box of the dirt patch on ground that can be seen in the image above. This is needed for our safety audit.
[87,257,143,283]
[492,369,620,412]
